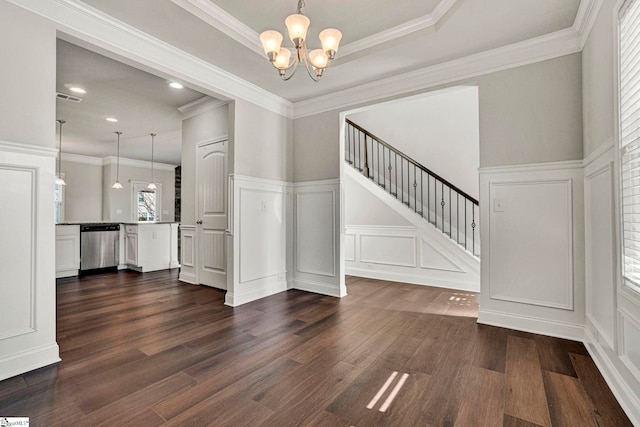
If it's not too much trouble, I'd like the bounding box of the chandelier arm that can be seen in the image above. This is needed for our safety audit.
[300,41,322,82]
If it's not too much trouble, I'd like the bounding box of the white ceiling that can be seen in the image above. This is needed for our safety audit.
[56,39,206,164]
[56,0,584,164]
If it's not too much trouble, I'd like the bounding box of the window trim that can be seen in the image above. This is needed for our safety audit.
[617,0,640,297]
[131,181,162,222]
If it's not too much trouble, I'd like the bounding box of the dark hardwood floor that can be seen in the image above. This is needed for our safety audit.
[0,271,632,426]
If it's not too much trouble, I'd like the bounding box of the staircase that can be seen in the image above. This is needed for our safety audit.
[345,119,480,257]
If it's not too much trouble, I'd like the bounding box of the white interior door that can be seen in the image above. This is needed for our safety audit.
[197,140,227,289]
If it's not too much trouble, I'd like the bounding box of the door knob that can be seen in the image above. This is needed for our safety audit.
[196,220,203,225]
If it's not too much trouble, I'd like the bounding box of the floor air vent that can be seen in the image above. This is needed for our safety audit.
[56,92,83,102]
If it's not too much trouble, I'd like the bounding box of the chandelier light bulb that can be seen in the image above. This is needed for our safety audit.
[275,48,292,69]
[285,13,310,45]
[309,49,328,69]
[260,30,283,56]
[319,28,342,56]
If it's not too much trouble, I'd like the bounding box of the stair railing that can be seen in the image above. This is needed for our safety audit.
[345,119,479,257]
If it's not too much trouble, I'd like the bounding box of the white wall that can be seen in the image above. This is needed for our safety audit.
[345,172,410,227]
[60,158,103,222]
[348,85,480,199]
[0,1,60,381]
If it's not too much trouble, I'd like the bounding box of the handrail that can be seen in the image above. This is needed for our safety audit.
[345,118,479,257]
[346,119,478,204]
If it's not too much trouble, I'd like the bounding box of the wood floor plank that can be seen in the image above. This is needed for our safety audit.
[504,336,551,427]
[503,414,544,427]
[535,335,578,377]
[542,371,598,426]
[473,324,508,373]
[569,353,633,426]
[454,366,506,427]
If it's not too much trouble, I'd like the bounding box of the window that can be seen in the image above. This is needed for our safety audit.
[131,181,162,222]
[620,0,640,293]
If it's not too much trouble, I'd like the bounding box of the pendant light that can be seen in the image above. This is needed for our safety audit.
[147,133,157,190]
[112,131,123,189]
[56,119,66,186]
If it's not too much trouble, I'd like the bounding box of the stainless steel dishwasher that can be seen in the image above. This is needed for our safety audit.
[80,224,120,271]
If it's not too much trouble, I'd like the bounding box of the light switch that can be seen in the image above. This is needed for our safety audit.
[494,199,506,212]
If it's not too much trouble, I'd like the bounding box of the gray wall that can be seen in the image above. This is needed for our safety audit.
[232,99,293,182]
[0,1,55,148]
[582,0,616,156]
[104,162,175,222]
[61,160,103,222]
[293,53,584,182]
[181,104,229,226]
[294,110,341,182]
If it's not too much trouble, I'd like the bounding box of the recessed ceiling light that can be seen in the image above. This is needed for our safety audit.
[106,117,118,123]
[69,87,86,94]
[169,82,184,89]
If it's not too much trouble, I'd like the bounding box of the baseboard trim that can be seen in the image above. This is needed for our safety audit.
[346,267,480,293]
[224,280,288,307]
[292,278,346,298]
[179,271,197,285]
[0,343,61,382]
[583,328,640,426]
[477,309,584,341]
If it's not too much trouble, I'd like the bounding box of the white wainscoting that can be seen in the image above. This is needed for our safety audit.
[478,160,585,340]
[292,179,345,297]
[0,140,60,381]
[179,225,196,284]
[346,225,480,292]
[225,175,288,306]
[581,140,640,425]
[584,141,617,350]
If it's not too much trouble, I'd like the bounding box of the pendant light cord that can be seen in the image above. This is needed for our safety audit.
[115,131,122,181]
[56,120,65,178]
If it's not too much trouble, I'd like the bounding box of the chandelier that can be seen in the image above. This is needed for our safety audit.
[259,0,342,82]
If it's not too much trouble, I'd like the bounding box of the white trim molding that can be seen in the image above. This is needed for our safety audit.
[178,96,229,120]
[478,309,585,341]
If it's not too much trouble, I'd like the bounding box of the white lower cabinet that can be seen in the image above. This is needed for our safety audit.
[56,225,80,278]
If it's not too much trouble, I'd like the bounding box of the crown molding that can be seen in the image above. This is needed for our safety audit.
[170,0,264,56]
[293,27,582,119]
[0,140,58,158]
[574,0,605,48]
[103,156,177,171]
[60,152,103,165]
[61,153,177,170]
[178,96,228,119]
[6,0,293,118]
[171,0,461,60]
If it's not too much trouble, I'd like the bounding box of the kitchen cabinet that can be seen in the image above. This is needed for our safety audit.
[124,225,138,266]
[56,224,80,278]
[124,223,179,272]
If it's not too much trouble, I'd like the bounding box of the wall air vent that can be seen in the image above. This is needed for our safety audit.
[56,92,83,103]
